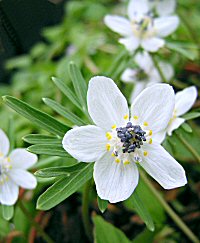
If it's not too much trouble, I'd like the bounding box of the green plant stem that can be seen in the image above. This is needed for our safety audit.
[141,171,200,243]
[151,54,168,83]
[82,180,93,242]
[175,132,200,163]
[18,201,54,243]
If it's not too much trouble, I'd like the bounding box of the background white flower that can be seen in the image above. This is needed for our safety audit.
[148,0,176,16]
[155,86,198,143]
[0,129,37,206]
[121,51,174,101]
[104,0,179,52]
[62,77,187,203]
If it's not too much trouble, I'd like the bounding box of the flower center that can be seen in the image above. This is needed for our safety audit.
[0,157,12,185]
[131,15,155,39]
[116,122,146,153]
[136,69,148,81]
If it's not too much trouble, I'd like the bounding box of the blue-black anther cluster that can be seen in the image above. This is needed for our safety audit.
[116,122,146,153]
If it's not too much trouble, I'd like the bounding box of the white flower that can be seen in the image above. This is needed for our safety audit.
[148,0,176,16]
[104,0,179,53]
[0,130,37,206]
[155,86,198,143]
[62,77,187,203]
[121,51,174,101]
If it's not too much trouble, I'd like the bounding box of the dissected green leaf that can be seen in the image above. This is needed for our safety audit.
[181,123,193,133]
[52,77,82,110]
[93,215,131,243]
[1,205,14,221]
[43,98,86,126]
[23,134,61,144]
[2,96,68,137]
[97,196,108,213]
[69,62,87,112]
[182,111,200,120]
[35,163,88,178]
[37,163,94,210]
[166,41,198,60]
[27,144,69,157]
[128,191,155,232]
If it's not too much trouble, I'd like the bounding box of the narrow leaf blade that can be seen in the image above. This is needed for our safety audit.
[2,96,68,137]
[37,163,94,210]
[23,134,61,144]
[97,196,108,213]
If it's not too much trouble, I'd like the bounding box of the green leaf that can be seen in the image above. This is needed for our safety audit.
[181,123,193,133]
[182,111,200,120]
[37,163,94,210]
[69,62,87,112]
[52,77,82,110]
[2,96,68,137]
[97,196,108,213]
[93,215,131,243]
[1,205,14,221]
[166,41,198,60]
[35,163,88,178]
[23,134,61,144]
[129,191,155,232]
[27,144,69,157]
[43,98,86,126]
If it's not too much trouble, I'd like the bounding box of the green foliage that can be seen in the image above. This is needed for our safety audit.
[93,216,131,243]
[97,196,108,213]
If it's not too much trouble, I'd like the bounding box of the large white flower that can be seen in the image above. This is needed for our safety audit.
[121,51,174,101]
[155,86,198,143]
[62,77,187,203]
[0,130,37,206]
[148,0,176,16]
[104,0,179,53]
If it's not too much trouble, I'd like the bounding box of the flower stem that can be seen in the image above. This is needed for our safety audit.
[82,180,93,242]
[175,132,200,163]
[18,201,54,243]
[151,54,168,83]
[140,171,200,243]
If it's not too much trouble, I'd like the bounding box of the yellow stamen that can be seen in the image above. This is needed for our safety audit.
[106,132,112,140]
[149,138,153,144]
[7,157,11,162]
[115,158,120,163]
[106,144,111,151]
[112,124,117,129]
[124,114,128,120]
[123,160,130,165]
[144,151,148,156]
[133,115,138,120]
[143,122,148,126]
[111,153,115,157]
[149,130,153,136]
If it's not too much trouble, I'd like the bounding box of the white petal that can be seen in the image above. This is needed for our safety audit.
[9,169,37,189]
[167,117,185,136]
[154,16,179,37]
[140,143,187,189]
[141,37,165,52]
[0,129,10,157]
[131,84,175,133]
[156,0,176,16]
[87,76,129,130]
[134,51,153,73]
[128,0,149,21]
[130,82,146,102]
[159,62,174,81]
[62,125,107,162]
[10,148,38,169]
[94,152,139,203]
[121,68,138,83]
[119,36,140,53]
[0,180,19,206]
[153,130,167,144]
[104,15,132,37]
[175,86,198,116]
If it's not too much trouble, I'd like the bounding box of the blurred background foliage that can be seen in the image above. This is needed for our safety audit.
[0,0,200,242]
